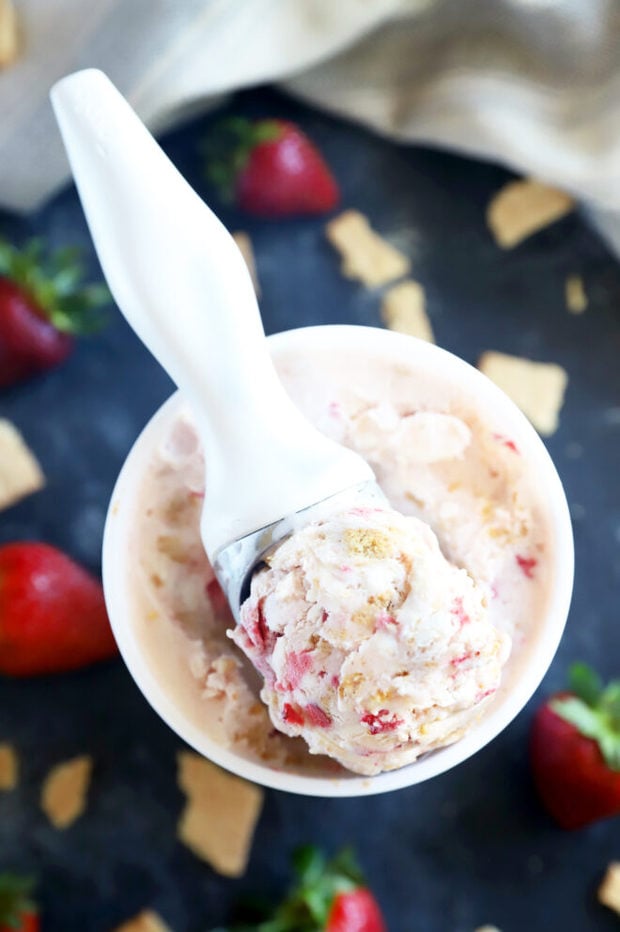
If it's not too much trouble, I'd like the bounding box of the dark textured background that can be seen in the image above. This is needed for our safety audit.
[1,87,619,932]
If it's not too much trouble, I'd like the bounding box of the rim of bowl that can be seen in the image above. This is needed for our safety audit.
[102,325,574,797]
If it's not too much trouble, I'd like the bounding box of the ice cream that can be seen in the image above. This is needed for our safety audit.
[232,505,510,775]
[130,335,553,779]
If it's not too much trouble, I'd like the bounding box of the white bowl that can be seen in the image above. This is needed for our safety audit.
[103,325,574,797]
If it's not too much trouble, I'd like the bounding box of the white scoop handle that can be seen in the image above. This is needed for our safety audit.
[50,69,373,557]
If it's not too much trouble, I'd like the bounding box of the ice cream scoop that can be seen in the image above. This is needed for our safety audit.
[232,503,511,775]
[50,69,377,616]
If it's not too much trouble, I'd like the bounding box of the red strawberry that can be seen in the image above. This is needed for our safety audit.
[530,662,620,829]
[206,117,340,217]
[238,846,386,931]
[0,238,109,388]
[326,888,387,932]
[0,542,118,676]
[0,874,39,932]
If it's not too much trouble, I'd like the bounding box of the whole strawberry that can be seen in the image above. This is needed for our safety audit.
[206,117,340,217]
[214,846,386,931]
[0,542,118,676]
[530,662,620,829]
[0,238,109,388]
[0,874,39,932]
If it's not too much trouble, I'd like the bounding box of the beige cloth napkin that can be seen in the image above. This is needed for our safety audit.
[1,0,619,249]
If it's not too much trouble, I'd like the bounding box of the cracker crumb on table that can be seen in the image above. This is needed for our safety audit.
[41,755,93,829]
[112,911,172,932]
[0,743,18,790]
[176,752,263,877]
[565,274,588,314]
[0,420,45,511]
[381,280,434,343]
[599,862,620,915]
[325,210,410,287]
[486,178,574,249]
[478,351,568,436]
[232,231,260,295]
[0,0,18,68]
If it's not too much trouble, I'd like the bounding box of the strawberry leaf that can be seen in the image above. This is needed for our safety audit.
[204,117,282,202]
[601,682,620,727]
[0,873,36,927]
[600,732,620,771]
[552,685,620,772]
[0,238,110,335]
[551,697,603,739]
[569,662,603,705]
[293,845,326,887]
[329,847,365,887]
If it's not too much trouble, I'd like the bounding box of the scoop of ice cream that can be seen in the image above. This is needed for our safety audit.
[230,506,511,776]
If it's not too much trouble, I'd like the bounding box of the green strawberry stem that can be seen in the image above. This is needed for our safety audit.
[0,238,110,335]
[205,117,282,202]
[551,662,620,770]
[0,873,36,927]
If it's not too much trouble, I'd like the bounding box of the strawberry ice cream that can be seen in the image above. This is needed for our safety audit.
[232,505,509,775]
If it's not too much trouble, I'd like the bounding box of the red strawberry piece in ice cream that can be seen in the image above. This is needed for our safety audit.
[361,709,403,735]
[516,554,538,579]
[283,703,305,727]
[451,596,470,626]
[305,704,332,728]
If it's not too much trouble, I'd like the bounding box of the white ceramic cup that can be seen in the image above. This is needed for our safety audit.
[103,325,574,797]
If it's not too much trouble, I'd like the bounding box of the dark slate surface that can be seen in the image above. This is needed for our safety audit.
[1,86,619,932]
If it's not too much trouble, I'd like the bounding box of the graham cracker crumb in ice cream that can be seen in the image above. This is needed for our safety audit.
[344,527,392,559]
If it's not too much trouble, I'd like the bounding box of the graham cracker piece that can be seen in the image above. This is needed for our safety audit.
[478,351,568,436]
[41,756,92,829]
[112,911,172,932]
[326,210,410,287]
[599,863,620,915]
[565,274,587,314]
[0,0,18,68]
[381,280,434,343]
[0,743,18,790]
[232,232,260,296]
[487,179,574,248]
[0,420,45,511]
[176,752,263,878]
[344,528,391,559]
